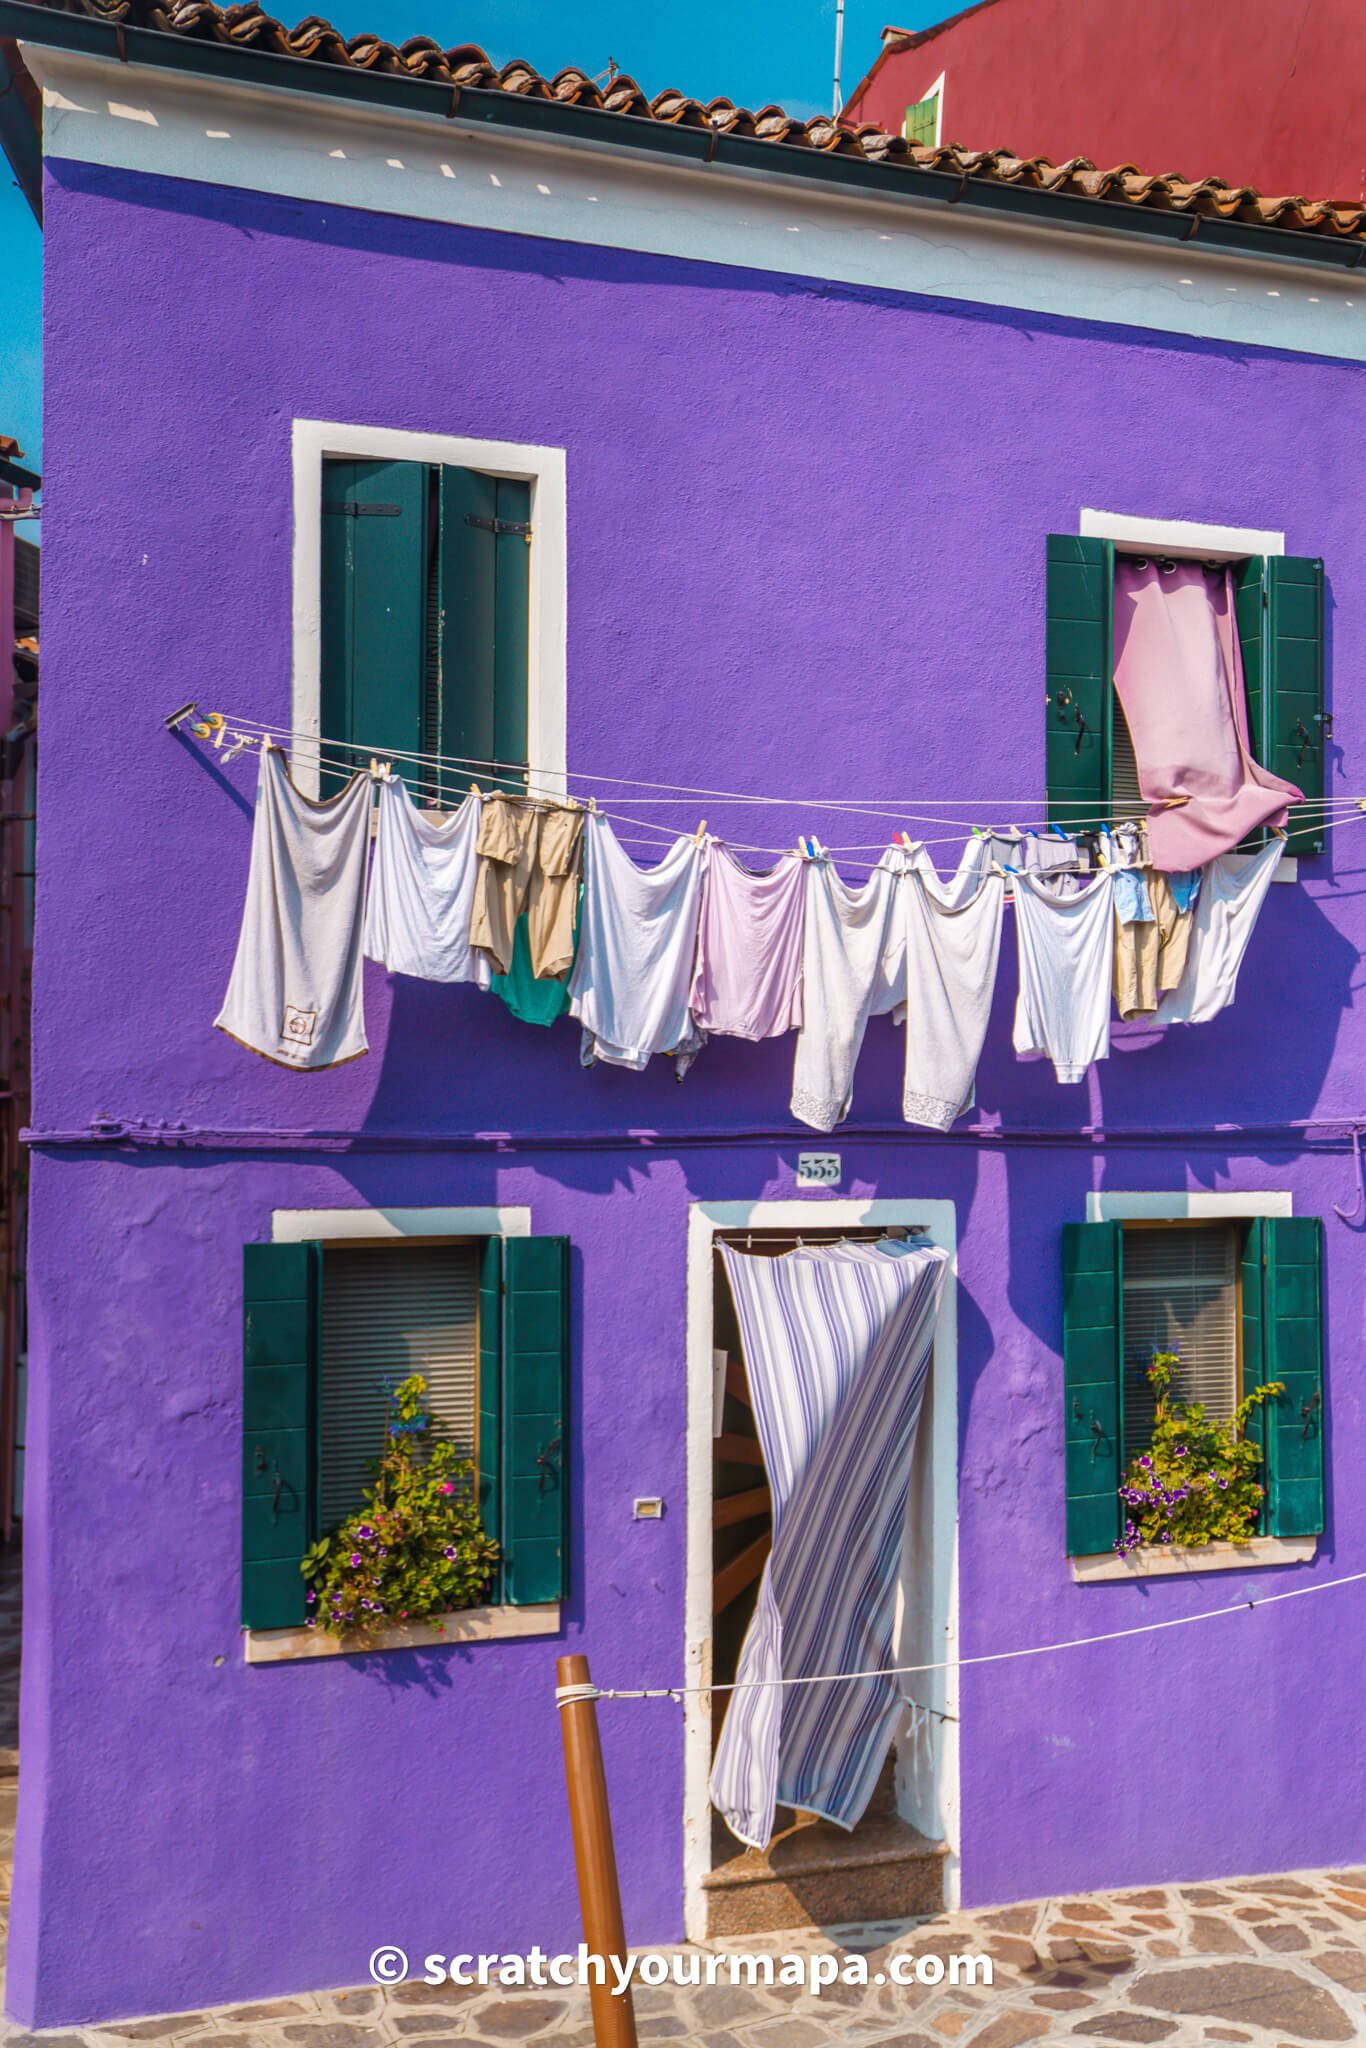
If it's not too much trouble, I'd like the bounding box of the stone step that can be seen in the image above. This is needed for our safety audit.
[702,1760,945,1937]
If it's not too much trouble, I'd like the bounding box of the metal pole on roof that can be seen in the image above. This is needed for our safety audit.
[832,0,846,115]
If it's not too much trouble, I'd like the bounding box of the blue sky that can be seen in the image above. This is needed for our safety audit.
[0,1,947,472]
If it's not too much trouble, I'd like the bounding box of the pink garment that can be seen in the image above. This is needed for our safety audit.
[690,846,806,1039]
[1112,559,1301,870]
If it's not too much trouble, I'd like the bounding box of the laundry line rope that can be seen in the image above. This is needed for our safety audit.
[171,707,1366,860]
[554,1563,1366,1708]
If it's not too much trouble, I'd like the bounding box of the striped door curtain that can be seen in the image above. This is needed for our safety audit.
[711,1238,949,1850]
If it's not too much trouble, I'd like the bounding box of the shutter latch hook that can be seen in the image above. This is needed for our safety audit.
[1333,1124,1364,1224]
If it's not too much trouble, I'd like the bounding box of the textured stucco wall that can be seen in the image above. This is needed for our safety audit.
[12,155,1366,2025]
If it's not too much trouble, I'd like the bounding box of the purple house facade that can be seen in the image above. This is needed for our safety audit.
[4,4,1366,2027]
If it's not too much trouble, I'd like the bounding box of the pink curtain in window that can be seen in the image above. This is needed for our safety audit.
[1112,559,1301,870]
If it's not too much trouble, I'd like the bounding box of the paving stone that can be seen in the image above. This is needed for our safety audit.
[1112,1894,1167,1910]
[979,1911,1038,1936]
[1204,2032,1252,2043]
[1053,1905,1110,1924]
[1070,2017,1177,2042]
[863,2035,938,2048]
[225,2006,318,2024]
[1189,1916,1251,1955]
[392,2020,464,2036]
[281,2027,382,2048]
[1180,1890,1232,1907]
[636,2022,690,2040]
[680,1986,769,2025]
[388,1985,477,2009]
[1127,1962,1355,2041]
[327,1995,380,2016]
[1145,1944,1180,1959]
[1327,1870,1366,1887]
[744,2021,828,2046]
[468,2001,568,2039]
[104,2022,212,2040]
[1127,1917,1174,1932]
[1254,1924,1311,1953]
[965,2014,1053,2047]
[184,2034,278,2048]
[1031,1992,1094,2010]
[984,1937,1040,1971]
[1312,1950,1366,1993]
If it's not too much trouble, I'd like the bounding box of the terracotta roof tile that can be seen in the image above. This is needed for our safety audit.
[0,437,22,462]
[15,0,1366,243]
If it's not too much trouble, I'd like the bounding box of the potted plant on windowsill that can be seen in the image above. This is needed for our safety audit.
[301,1373,500,1641]
[1114,1350,1283,1561]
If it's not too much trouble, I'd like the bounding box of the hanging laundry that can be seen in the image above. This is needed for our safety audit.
[1150,870,1197,995]
[469,794,585,979]
[690,847,806,1040]
[364,776,491,988]
[568,813,705,1070]
[1113,560,1302,868]
[1024,830,1091,876]
[1013,869,1115,1082]
[790,858,901,1132]
[710,1238,949,1850]
[491,912,574,1027]
[1112,867,1159,1021]
[1103,820,1150,871]
[1158,837,1283,1025]
[1165,868,1202,915]
[215,745,371,1069]
[898,852,1005,1129]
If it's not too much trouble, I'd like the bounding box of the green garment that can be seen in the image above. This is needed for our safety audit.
[491,911,574,1027]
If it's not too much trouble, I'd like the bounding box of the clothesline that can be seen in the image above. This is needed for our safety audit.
[557,1563,1366,1706]
[172,706,1365,833]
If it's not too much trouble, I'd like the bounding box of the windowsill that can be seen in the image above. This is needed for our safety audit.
[1071,1537,1316,1583]
[243,1601,561,1663]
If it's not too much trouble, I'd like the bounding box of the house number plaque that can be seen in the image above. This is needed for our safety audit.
[796,1152,841,1187]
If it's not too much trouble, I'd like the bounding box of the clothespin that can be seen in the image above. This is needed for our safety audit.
[223,731,253,765]
[898,830,916,852]
[369,757,392,783]
[695,818,708,846]
[469,781,483,802]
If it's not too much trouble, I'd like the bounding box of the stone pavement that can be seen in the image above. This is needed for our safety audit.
[2,1869,1363,2048]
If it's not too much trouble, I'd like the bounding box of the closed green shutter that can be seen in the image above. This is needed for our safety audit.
[1234,556,1327,856]
[1062,1221,1123,1556]
[1045,535,1114,833]
[501,1235,569,1604]
[435,469,531,799]
[242,1242,320,1629]
[320,458,430,793]
[477,1235,503,1567]
[1263,1216,1325,1537]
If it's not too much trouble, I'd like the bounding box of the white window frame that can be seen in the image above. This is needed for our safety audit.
[683,1197,960,1936]
[290,419,567,800]
[248,1203,556,1661]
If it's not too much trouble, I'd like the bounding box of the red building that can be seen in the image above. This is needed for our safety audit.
[846,0,1366,205]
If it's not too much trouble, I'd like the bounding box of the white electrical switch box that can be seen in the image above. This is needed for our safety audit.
[633,1497,664,1520]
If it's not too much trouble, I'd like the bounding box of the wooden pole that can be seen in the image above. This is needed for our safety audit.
[557,1653,639,2048]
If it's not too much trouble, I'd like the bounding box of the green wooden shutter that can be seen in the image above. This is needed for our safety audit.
[477,1235,503,1571]
[1062,1221,1124,1556]
[1046,535,1114,834]
[501,1235,569,1605]
[1263,1216,1325,1537]
[1240,1219,1268,1532]
[1234,556,1327,856]
[242,1241,320,1629]
[434,468,531,799]
[319,457,429,793]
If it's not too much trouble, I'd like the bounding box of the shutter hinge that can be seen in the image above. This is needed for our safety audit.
[464,514,533,541]
[322,501,402,517]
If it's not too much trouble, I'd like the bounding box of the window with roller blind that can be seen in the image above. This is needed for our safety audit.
[1119,1224,1239,1456]
[241,1235,570,1632]
[1062,1215,1325,1558]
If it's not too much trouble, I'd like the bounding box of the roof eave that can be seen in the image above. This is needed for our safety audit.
[2,0,1364,274]
[0,36,41,220]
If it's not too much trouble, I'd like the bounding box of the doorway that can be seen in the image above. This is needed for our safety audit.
[683,1199,960,1939]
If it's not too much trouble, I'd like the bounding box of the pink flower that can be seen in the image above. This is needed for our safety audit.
[440,1481,454,1494]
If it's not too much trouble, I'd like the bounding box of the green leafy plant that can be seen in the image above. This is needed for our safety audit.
[1115,1350,1284,1558]
[301,1373,499,1638]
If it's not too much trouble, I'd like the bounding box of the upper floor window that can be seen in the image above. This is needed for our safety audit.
[1044,535,1327,855]
[903,78,943,148]
[319,457,531,798]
